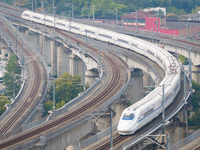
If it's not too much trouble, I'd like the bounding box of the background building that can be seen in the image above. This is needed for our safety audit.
[120,8,200,39]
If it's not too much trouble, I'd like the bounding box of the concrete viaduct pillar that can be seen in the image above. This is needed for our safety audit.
[192,66,200,84]
[57,44,63,77]
[51,40,57,76]
[39,34,44,56]
[85,70,98,86]
[69,52,75,76]
[131,69,144,103]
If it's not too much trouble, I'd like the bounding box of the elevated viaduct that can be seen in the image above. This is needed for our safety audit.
[0,2,197,150]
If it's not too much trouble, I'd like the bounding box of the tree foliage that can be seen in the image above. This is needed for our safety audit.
[188,81,200,128]
[179,55,189,65]
[191,81,200,111]
[3,0,200,19]
[192,5,200,13]
[43,72,89,116]
[190,111,200,129]
[3,54,22,99]
[0,95,10,116]
[43,100,53,117]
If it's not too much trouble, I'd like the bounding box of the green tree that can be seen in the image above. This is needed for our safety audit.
[3,54,22,99]
[192,6,200,13]
[0,95,10,116]
[55,100,65,109]
[190,111,200,129]
[179,55,189,65]
[43,72,89,116]
[167,6,186,16]
[0,101,7,116]
[188,81,200,128]
[43,100,53,116]
[191,81,200,111]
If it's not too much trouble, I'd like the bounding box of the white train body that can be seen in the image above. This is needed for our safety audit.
[21,10,181,135]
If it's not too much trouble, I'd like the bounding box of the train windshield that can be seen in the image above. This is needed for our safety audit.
[122,113,134,120]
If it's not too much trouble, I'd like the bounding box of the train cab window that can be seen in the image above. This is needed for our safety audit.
[122,113,134,120]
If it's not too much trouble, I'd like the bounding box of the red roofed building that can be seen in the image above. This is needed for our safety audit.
[121,10,167,30]
[121,10,179,36]
[121,10,157,28]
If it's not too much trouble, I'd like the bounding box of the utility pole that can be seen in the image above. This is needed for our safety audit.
[110,108,113,150]
[13,74,15,100]
[72,3,74,20]
[188,46,192,91]
[183,69,186,122]
[93,5,95,22]
[116,9,118,25]
[156,11,158,33]
[85,30,87,51]
[53,0,55,37]
[41,0,44,13]
[162,84,165,143]
[69,10,71,44]
[53,77,55,113]
[22,41,24,67]
[99,40,101,77]
[136,10,138,35]
[15,30,17,53]
[32,0,34,11]
[35,0,37,11]
[83,61,85,92]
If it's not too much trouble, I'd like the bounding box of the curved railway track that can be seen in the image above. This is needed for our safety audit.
[0,19,42,135]
[90,72,188,150]
[195,146,200,150]
[0,4,195,149]
[0,22,129,149]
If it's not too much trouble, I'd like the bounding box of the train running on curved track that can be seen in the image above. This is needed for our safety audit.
[21,10,181,135]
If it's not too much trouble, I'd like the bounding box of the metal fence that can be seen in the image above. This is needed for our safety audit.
[170,128,200,150]
[78,122,118,149]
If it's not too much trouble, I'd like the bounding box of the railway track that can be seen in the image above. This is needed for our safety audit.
[0,3,194,149]
[0,18,43,135]
[0,20,129,149]
[195,146,200,150]
[89,71,188,150]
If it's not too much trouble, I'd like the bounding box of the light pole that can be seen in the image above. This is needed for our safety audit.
[122,11,138,35]
[4,72,22,100]
[188,46,192,91]
[187,19,189,40]
[98,39,101,77]
[156,11,158,33]
[82,6,91,24]
[65,3,74,20]
[41,0,44,13]
[53,0,56,37]
[162,84,165,123]
[107,9,118,25]
[93,5,95,22]
[162,84,165,144]
[68,10,72,44]
[49,76,82,113]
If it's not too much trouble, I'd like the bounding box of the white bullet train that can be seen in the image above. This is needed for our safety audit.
[21,10,181,135]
